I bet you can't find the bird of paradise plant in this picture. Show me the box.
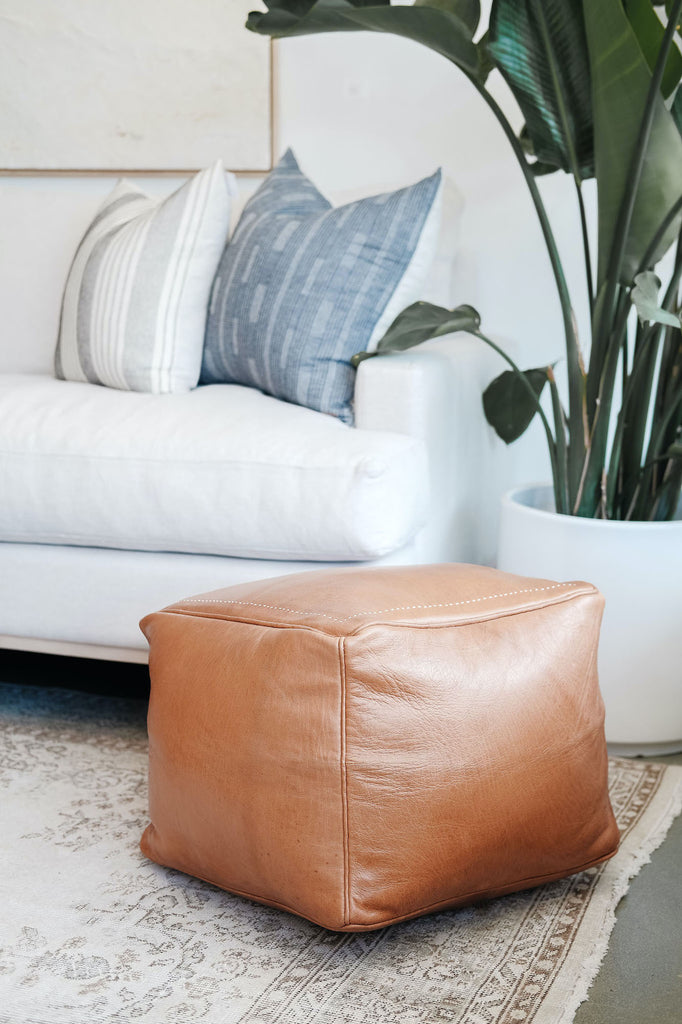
[248,0,682,520]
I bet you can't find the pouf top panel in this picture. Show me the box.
[143,562,598,639]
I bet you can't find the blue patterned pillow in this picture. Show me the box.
[201,150,442,422]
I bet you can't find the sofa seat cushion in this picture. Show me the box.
[0,375,428,560]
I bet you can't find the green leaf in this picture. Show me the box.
[247,0,479,73]
[414,0,480,36]
[482,366,550,444]
[672,87,682,135]
[529,157,561,176]
[350,301,481,366]
[623,0,682,98]
[517,126,560,174]
[584,0,682,285]
[650,452,682,519]
[475,30,496,84]
[487,0,594,177]
[631,271,682,326]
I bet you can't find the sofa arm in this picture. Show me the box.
[354,333,512,565]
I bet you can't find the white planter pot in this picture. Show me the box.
[497,484,682,756]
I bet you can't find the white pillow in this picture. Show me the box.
[55,160,233,393]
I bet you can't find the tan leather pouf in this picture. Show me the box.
[139,563,619,932]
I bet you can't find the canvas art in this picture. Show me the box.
[0,0,272,171]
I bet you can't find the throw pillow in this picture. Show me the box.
[201,150,442,422]
[55,160,233,393]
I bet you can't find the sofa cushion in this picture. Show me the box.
[0,375,428,560]
[201,149,442,423]
[55,161,233,394]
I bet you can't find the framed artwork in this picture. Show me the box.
[0,0,272,172]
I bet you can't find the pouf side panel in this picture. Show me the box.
[141,612,348,929]
[342,590,619,929]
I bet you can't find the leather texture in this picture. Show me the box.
[141,563,619,931]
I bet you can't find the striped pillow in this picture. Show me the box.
[201,150,442,422]
[56,161,232,393]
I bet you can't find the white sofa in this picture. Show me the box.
[0,175,507,662]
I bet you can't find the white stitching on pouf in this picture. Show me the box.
[181,582,585,623]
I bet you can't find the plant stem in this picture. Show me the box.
[637,192,682,273]
[633,258,682,517]
[606,192,682,374]
[547,367,569,512]
[606,197,682,355]
[649,458,682,521]
[629,397,682,519]
[574,285,631,515]
[606,322,660,515]
[647,391,682,480]
[472,328,564,513]
[652,226,682,441]
[574,178,594,317]
[469,77,583,505]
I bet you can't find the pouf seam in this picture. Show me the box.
[338,636,351,927]
[175,580,588,620]
[161,582,596,636]
[155,610,337,636]
[347,590,597,636]
[340,839,621,931]
[158,838,619,933]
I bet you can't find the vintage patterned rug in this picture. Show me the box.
[1,682,680,1024]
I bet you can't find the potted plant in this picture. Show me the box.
[248,0,682,752]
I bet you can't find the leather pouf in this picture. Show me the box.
[139,563,619,932]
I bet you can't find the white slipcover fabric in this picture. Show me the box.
[0,375,428,561]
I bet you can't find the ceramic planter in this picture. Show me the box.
[497,484,682,755]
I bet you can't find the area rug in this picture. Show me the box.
[0,684,680,1024]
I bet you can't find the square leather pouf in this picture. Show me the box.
[139,563,619,931]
